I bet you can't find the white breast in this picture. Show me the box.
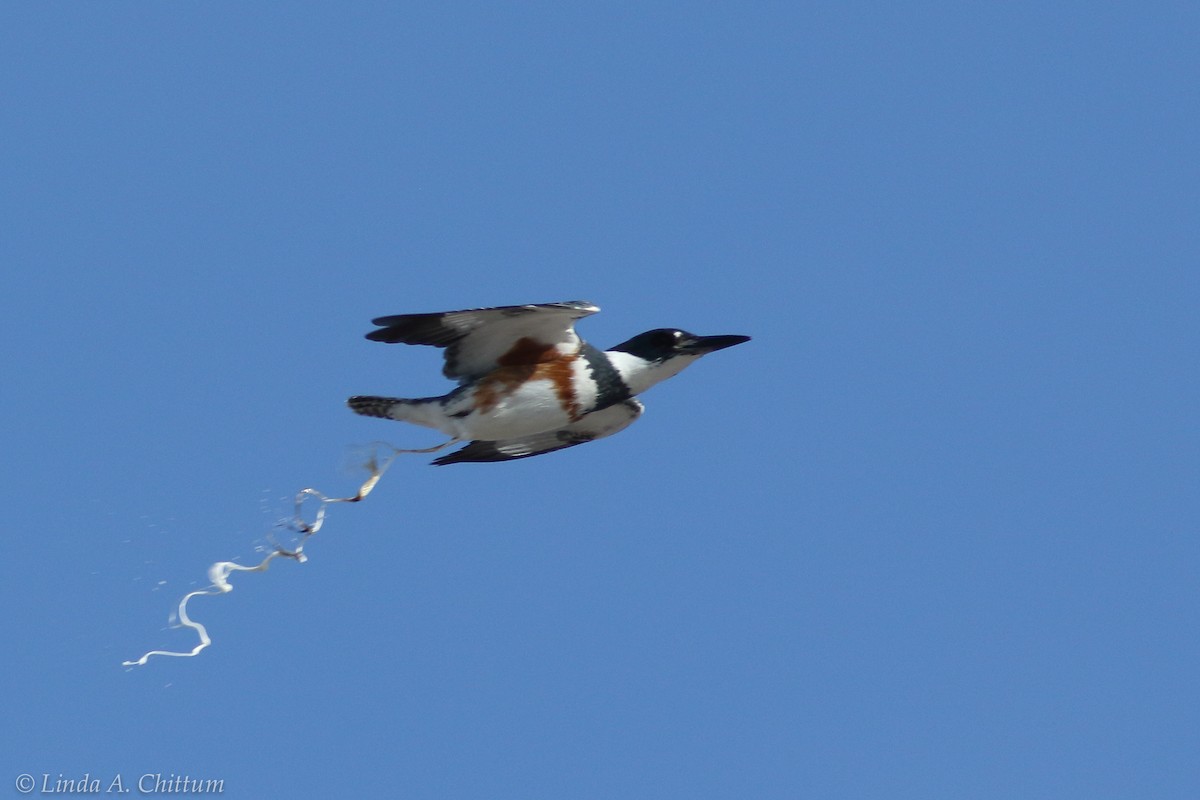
[450,377,576,441]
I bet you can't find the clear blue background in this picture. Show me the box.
[3,3,1196,798]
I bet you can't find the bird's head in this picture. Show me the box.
[608,328,750,393]
[613,329,750,360]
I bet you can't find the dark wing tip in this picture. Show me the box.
[431,435,579,466]
[431,441,509,466]
[364,313,464,346]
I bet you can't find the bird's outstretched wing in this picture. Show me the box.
[433,399,644,465]
[365,300,600,383]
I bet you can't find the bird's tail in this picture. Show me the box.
[347,395,408,419]
[347,395,452,434]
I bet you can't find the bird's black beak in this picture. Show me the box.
[682,334,751,354]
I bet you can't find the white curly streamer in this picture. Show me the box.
[123,439,454,667]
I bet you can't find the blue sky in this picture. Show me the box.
[3,3,1197,798]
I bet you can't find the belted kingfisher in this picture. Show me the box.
[347,300,749,465]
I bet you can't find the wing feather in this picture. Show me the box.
[433,399,644,465]
[366,300,599,382]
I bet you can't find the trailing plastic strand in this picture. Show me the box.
[123,439,454,667]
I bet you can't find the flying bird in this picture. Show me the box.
[347,300,749,465]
